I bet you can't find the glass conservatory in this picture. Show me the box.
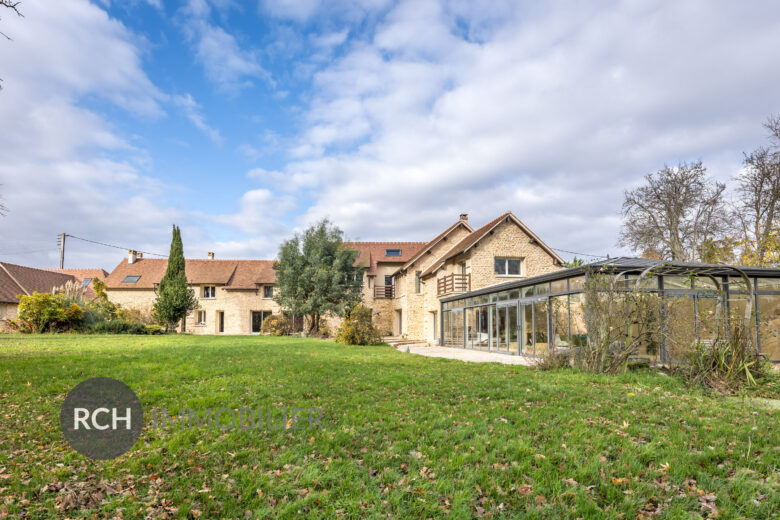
[439,258,780,363]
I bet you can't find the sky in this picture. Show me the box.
[0,0,779,271]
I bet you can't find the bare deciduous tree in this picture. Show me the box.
[619,161,727,261]
[731,146,780,266]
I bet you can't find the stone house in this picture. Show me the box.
[99,211,564,341]
[104,251,279,334]
[386,212,564,341]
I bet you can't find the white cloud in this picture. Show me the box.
[213,189,295,234]
[181,0,271,92]
[0,0,182,270]
[173,93,223,145]
[237,0,780,259]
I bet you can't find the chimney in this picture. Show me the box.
[207,252,215,259]
[128,250,137,265]
[459,213,469,222]
[136,252,143,259]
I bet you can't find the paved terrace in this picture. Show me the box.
[385,338,536,366]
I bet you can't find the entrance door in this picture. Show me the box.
[494,303,518,353]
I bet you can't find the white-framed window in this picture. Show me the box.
[196,310,206,325]
[203,286,216,298]
[494,257,523,276]
[263,285,273,298]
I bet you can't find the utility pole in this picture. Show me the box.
[58,232,66,269]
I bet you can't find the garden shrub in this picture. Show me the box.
[90,319,147,335]
[336,303,382,346]
[16,292,84,333]
[260,314,292,336]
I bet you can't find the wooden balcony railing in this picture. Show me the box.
[437,273,471,296]
[374,285,395,298]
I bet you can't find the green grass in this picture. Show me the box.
[0,334,778,519]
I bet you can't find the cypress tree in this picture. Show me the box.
[153,225,198,331]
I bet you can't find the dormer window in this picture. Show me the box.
[122,275,140,283]
[385,248,401,257]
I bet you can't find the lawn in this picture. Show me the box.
[0,335,778,519]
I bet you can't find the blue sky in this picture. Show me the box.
[1,0,779,270]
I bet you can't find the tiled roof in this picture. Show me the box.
[0,262,77,303]
[50,268,108,280]
[104,258,276,290]
[394,219,474,275]
[50,268,109,299]
[343,242,426,276]
[420,212,564,278]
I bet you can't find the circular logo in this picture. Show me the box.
[60,377,143,460]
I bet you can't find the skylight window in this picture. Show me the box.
[122,275,141,283]
[81,278,92,288]
[385,249,401,257]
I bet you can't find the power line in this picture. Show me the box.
[550,247,607,259]
[64,234,167,258]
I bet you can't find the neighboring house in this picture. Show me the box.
[0,262,80,330]
[50,268,108,299]
[103,251,279,334]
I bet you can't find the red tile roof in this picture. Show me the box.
[50,268,109,299]
[343,242,426,275]
[104,258,276,290]
[420,212,564,278]
[0,262,77,303]
[394,219,474,275]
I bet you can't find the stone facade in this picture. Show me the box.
[390,214,564,343]
[107,285,281,334]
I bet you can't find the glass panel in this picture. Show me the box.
[535,284,549,295]
[443,311,452,345]
[489,293,497,302]
[473,306,490,350]
[758,295,780,362]
[534,300,549,356]
[626,274,659,290]
[497,291,508,301]
[508,304,518,352]
[569,294,587,348]
[694,277,719,290]
[728,277,749,294]
[479,295,489,304]
[757,278,780,291]
[629,299,661,362]
[697,297,720,342]
[494,258,506,275]
[522,286,534,298]
[507,259,521,275]
[550,296,569,350]
[465,307,476,348]
[664,276,693,290]
[550,280,567,294]
[569,276,586,291]
[667,296,696,362]
[488,304,496,350]
[509,289,519,300]
[452,309,464,347]
[521,304,534,354]
[496,306,508,352]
